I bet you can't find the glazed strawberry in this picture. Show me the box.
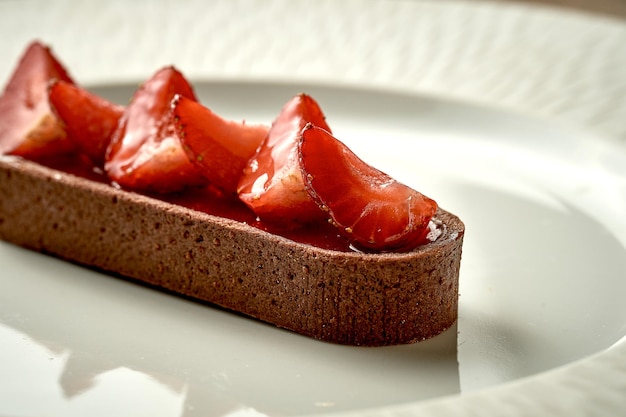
[172,95,268,194]
[105,66,206,193]
[299,124,438,252]
[49,80,124,168]
[0,41,75,160]
[237,94,331,226]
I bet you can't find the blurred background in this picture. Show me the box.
[501,0,626,18]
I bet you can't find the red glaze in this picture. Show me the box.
[172,95,268,195]
[162,185,352,251]
[237,94,331,228]
[49,80,124,168]
[0,41,75,160]
[299,124,437,252]
[105,66,207,193]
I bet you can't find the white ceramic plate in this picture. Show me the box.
[1,1,625,416]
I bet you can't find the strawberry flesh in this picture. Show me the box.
[105,66,206,193]
[0,41,75,160]
[172,95,268,195]
[299,124,437,252]
[49,80,124,168]
[237,94,331,227]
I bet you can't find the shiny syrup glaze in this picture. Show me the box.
[42,153,354,252]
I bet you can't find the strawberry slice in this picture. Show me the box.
[49,80,124,168]
[0,41,75,160]
[172,95,268,194]
[299,124,438,252]
[237,94,331,227]
[105,66,206,193]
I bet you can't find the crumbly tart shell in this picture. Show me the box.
[0,156,464,346]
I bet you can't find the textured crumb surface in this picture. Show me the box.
[0,156,464,346]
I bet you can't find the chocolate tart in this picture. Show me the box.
[0,155,464,346]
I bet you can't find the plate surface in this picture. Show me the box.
[1,81,626,417]
[1,1,625,416]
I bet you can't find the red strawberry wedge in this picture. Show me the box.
[172,95,268,194]
[237,94,331,227]
[0,41,75,160]
[49,80,124,168]
[299,124,438,252]
[105,66,206,193]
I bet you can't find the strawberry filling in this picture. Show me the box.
[0,41,440,253]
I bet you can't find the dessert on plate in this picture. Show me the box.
[0,41,464,346]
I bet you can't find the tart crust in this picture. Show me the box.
[0,155,464,346]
